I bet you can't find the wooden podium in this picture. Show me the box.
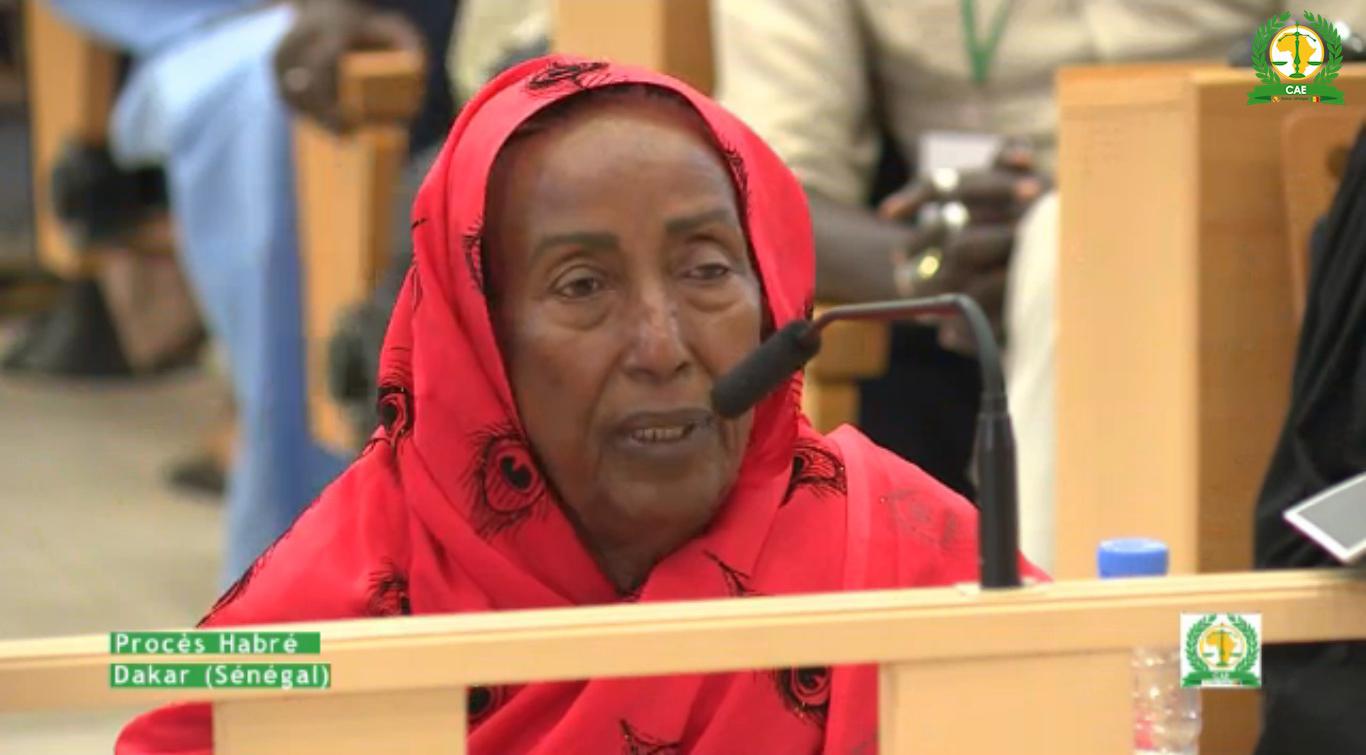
[2,570,1365,753]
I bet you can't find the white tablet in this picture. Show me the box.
[1283,471,1366,564]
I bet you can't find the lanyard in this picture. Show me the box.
[961,0,1016,85]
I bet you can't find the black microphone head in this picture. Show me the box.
[711,320,820,418]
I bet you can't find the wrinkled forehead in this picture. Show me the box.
[486,85,745,221]
[417,58,809,325]
[476,81,755,274]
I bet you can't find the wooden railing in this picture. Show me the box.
[2,570,1365,752]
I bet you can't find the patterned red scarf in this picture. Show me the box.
[118,56,1042,755]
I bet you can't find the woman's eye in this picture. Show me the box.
[553,272,604,299]
[687,262,733,281]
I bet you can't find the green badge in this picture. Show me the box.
[1248,11,1345,104]
[1180,613,1262,688]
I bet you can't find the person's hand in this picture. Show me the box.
[274,0,424,131]
[880,143,1048,354]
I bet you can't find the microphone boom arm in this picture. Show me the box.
[712,294,1022,589]
[811,295,1007,411]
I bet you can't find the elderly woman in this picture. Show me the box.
[118,57,1042,754]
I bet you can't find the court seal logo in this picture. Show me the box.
[1180,612,1262,688]
[1248,11,1344,104]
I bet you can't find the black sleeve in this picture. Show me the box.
[1251,125,1366,755]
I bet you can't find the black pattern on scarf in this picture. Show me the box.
[462,218,485,292]
[376,382,415,442]
[467,685,508,727]
[467,423,549,537]
[365,559,412,616]
[782,439,846,505]
[772,666,831,726]
[619,719,681,755]
[704,550,759,597]
[719,141,750,203]
[526,59,612,96]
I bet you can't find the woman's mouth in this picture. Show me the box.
[615,409,716,458]
[628,424,696,444]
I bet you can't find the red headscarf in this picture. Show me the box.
[118,57,1042,754]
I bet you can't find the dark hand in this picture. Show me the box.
[274,0,424,131]
[881,143,1048,354]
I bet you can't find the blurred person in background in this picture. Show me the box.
[302,0,550,441]
[42,0,454,584]
[714,0,1366,574]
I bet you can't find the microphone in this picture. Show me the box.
[711,295,1022,589]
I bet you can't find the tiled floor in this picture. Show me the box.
[0,338,224,752]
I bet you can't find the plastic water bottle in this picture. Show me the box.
[1098,538,1202,755]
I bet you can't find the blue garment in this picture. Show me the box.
[47,1,349,585]
[47,0,259,57]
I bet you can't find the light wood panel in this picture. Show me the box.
[215,688,466,755]
[1058,64,1202,575]
[881,650,1132,754]
[296,51,422,452]
[551,0,714,93]
[337,52,426,127]
[1057,63,1366,578]
[23,0,117,278]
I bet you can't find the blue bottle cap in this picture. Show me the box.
[1097,538,1169,578]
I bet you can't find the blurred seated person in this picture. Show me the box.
[714,0,1366,571]
[117,58,1044,754]
[42,0,453,583]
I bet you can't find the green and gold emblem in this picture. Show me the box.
[1248,11,1344,104]
[1180,613,1262,688]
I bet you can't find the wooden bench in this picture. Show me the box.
[2,569,1364,753]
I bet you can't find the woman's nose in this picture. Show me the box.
[622,291,691,382]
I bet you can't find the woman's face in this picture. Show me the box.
[486,98,761,575]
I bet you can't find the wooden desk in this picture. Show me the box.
[3,570,1365,753]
